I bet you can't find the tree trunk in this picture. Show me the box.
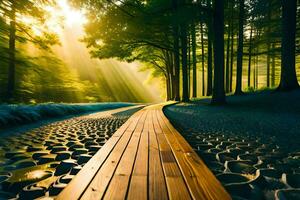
[247,25,253,88]
[200,21,205,96]
[211,0,225,104]
[225,23,231,93]
[166,75,171,101]
[191,23,197,98]
[188,31,191,97]
[235,0,245,95]
[271,43,276,87]
[172,0,181,101]
[229,22,234,92]
[173,27,181,100]
[278,0,299,90]
[253,55,256,89]
[7,2,16,100]
[266,3,271,88]
[181,23,189,102]
[206,0,213,96]
[266,42,271,87]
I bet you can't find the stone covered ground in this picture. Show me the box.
[165,90,300,200]
[0,105,143,199]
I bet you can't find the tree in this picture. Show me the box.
[235,0,245,95]
[211,0,225,104]
[278,0,299,91]
[1,0,58,100]
[181,23,189,102]
[191,22,197,98]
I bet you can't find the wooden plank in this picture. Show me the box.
[127,113,150,200]
[80,110,148,200]
[56,109,144,200]
[58,103,231,200]
[152,111,191,200]
[103,111,149,200]
[157,109,231,200]
[148,111,168,200]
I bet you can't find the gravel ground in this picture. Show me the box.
[0,105,143,199]
[164,90,300,200]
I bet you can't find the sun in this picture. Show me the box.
[19,0,87,35]
[57,0,87,27]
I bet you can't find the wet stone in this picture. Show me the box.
[32,151,49,160]
[38,154,57,165]
[225,160,256,174]
[0,106,139,198]
[78,154,92,165]
[54,159,77,176]
[49,182,67,196]
[55,151,71,161]
[282,173,300,188]
[50,146,67,154]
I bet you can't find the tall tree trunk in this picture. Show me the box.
[165,74,171,101]
[256,54,258,88]
[172,0,180,101]
[200,21,205,96]
[191,23,197,98]
[229,23,234,92]
[165,51,174,99]
[206,0,213,96]
[211,0,225,104]
[271,43,276,87]
[235,0,245,95]
[181,23,189,102]
[173,27,181,100]
[188,31,191,97]
[278,0,299,90]
[225,0,233,93]
[247,25,253,88]
[7,1,16,100]
[266,3,271,88]
[266,42,271,87]
[225,23,231,93]
[253,54,256,89]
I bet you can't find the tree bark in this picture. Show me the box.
[278,0,299,90]
[271,43,276,87]
[200,21,205,96]
[247,25,253,88]
[211,0,226,104]
[225,22,231,93]
[266,3,271,88]
[191,23,197,98]
[206,0,213,96]
[166,75,171,101]
[7,1,16,100]
[172,0,181,101]
[173,27,181,100]
[229,22,234,92]
[235,0,245,95]
[181,23,189,102]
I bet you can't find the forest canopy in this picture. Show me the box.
[0,0,159,103]
[0,0,300,104]
[70,0,300,104]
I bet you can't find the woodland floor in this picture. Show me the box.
[164,89,300,200]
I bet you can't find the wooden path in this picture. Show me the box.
[56,103,231,200]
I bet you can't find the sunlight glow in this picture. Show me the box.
[57,0,87,27]
[19,0,87,35]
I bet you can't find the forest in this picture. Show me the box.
[1,1,300,199]
[0,0,300,104]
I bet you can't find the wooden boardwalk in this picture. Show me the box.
[57,103,231,200]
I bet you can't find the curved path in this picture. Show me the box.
[57,103,230,200]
